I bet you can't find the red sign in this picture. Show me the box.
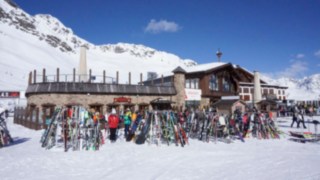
[0,91,20,98]
[114,97,131,103]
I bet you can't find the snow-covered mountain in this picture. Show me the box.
[0,0,196,90]
[261,74,320,101]
[0,0,319,101]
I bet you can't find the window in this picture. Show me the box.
[209,74,218,91]
[223,76,230,92]
[195,79,199,89]
[185,78,199,89]
[185,79,190,88]
[243,88,249,93]
[270,89,274,94]
[244,95,250,101]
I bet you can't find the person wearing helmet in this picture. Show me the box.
[108,108,119,142]
[123,108,132,138]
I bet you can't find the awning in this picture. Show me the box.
[150,98,175,104]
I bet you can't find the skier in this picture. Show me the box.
[242,113,250,137]
[234,109,242,131]
[291,112,299,128]
[290,105,298,128]
[108,108,119,142]
[4,109,9,118]
[297,111,307,129]
[124,108,132,138]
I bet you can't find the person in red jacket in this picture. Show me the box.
[108,108,119,142]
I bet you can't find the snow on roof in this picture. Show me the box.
[160,62,251,77]
[185,62,227,73]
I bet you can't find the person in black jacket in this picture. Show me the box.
[291,113,299,128]
[297,111,307,129]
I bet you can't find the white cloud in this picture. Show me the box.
[314,49,320,58]
[265,60,309,79]
[278,60,308,78]
[144,19,181,34]
[295,53,305,59]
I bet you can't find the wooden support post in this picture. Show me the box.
[33,69,37,83]
[140,73,143,85]
[35,108,40,130]
[28,71,32,85]
[171,76,174,86]
[13,107,16,124]
[42,109,46,129]
[89,69,92,83]
[42,68,46,83]
[116,71,119,84]
[103,70,106,84]
[129,72,131,85]
[56,68,60,82]
[73,68,76,82]
[28,109,33,129]
[30,109,34,130]
[25,108,28,128]
[16,107,19,124]
[161,74,164,86]
[19,108,22,126]
[23,107,28,127]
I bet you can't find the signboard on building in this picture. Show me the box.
[221,96,240,100]
[0,91,20,98]
[114,97,131,103]
[185,89,202,101]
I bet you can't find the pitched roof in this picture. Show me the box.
[185,62,227,73]
[172,66,187,74]
[25,82,176,97]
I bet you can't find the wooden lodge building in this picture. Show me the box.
[23,47,286,116]
[25,62,287,116]
[144,62,287,108]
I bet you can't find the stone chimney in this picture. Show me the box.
[172,66,187,111]
[78,46,88,82]
[253,71,262,105]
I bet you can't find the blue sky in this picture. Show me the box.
[15,0,320,78]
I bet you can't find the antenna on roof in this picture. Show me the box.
[216,48,223,62]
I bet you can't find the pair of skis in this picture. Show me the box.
[288,131,320,143]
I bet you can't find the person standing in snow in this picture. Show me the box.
[242,113,250,137]
[108,108,119,142]
[297,111,307,129]
[123,108,132,138]
[291,106,299,128]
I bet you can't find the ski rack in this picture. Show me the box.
[40,109,286,151]
[40,106,105,151]
[0,112,14,148]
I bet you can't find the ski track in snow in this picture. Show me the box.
[1,116,320,180]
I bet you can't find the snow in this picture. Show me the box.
[0,0,198,92]
[1,3,319,179]
[1,116,320,180]
[261,74,320,101]
[185,62,227,73]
